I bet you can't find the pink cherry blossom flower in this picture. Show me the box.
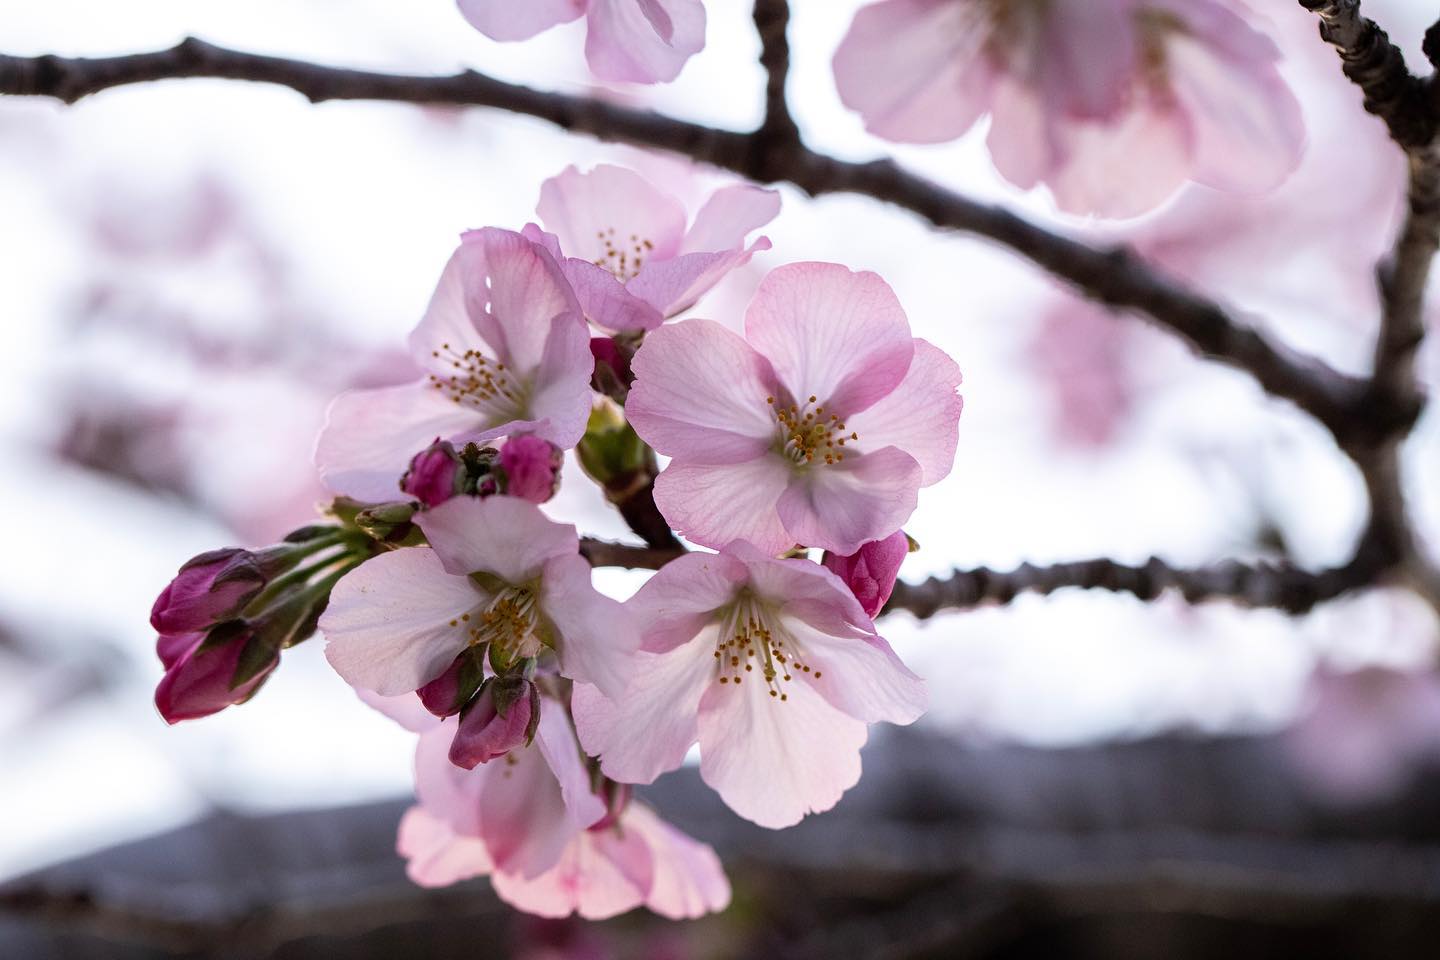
[833,0,1304,217]
[821,530,910,618]
[320,496,636,700]
[534,165,779,332]
[456,0,706,84]
[573,543,927,828]
[316,227,592,502]
[625,262,962,556]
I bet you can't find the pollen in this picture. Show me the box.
[712,599,820,704]
[593,226,653,282]
[427,341,524,418]
[773,395,859,466]
[454,586,542,660]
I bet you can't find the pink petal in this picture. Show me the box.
[680,184,780,254]
[775,446,922,555]
[559,257,665,332]
[624,804,731,919]
[537,165,686,266]
[320,549,482,696]
[844,339,963,485]
[583,0,706,84]
[744,263,914,417]
[832,0,996,143]
[1166,34,1304,195]
[491,824,651,919]
[626,319,779,464]
[538,552,639,699]
[653,457,794,555]
[788,619,927,726]
[456,0,586,41]
[397,805,494,888]
[572,632,714,784]
[627,550,748,653]
[741,554,874,641]
[356,688,442,733]
[1025,0,1136,120]
[415,495,579,584]
[627,241,771,319]
[697,667,867,828]
[315,382,478,502]
[474,734,580,878]
[527,293,595,449]
[534,695,609,831]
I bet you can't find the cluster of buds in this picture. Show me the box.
[416,646,541,770]
[151,527,370,723]
[401,435,563,509]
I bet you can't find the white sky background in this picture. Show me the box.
[2,0,1439,879]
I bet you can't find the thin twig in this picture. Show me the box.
[751,0,799,146]
[0,39,1372,441]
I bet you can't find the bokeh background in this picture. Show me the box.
[5,1,1440,957]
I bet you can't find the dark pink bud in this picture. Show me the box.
[154,623,278,724]
[821,530,909,618]
[402,438,464,507]
[416,648,486,718]
[449,678,540,769]
[590,336,633,401]
[150,548,265,634]
[500,435,563,504]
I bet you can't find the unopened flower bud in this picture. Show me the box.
[590,336,634,402]
[354,500,420,544]
[150,547,280,634]
[500,435,563,504]
[449,677,540,769]
[416,647,487,718]
[576,400,651,499]
[402,438,465,507]
[821,530,909,618]
[153,621,279,724]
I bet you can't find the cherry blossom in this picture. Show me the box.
[573,543,927,828]
[316,227,592,502]
[533,164,779,332]
[626,262,962,556]
[833,0,1305,217]
[320,496,636,700]
[456,0,706,85]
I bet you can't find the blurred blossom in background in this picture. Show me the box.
[4,0,1440,952]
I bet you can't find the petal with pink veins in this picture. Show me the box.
[537,165,687,266]
[697,666,867,828]
[584,0,706,84]
[534,696,609,831]
[624,803,732,919]
[456,0,586,41]
[653,457,794,555]
[627,550,749,654]
[680,184,780,254]
[559,257,665,332]
[786,618,927,726]
[321,548,483,696]
[572,630,715,784]
[491,819,652,919]
[627,319,779,464]
[538,552,639,698]
[627,241,772,318]
[745,263,914,417]
[415,496,579,584]
[845,339,962,485]
[775,446,922,555]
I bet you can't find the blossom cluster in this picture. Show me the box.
[151,162,961,920]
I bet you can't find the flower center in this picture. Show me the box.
[428,341,526,421]
[449,586,542,661]
[768,395,859,467]
[712,598,821,703]
[593,227,654,282]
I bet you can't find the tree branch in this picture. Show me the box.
[1300,0,1436,148]
[0,39,1372,443]
[751,0,799,146]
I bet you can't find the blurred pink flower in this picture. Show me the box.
[457,0,706,84]
[321,496,636,700]
[316,228,592,502]
[1026,301,1138,449]
[1282,666,1440,805]
[821,530,910,618]
[574,544,926,828]
[833,0,1304,217]
[626,262,962,555]
[533,164,778,331]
